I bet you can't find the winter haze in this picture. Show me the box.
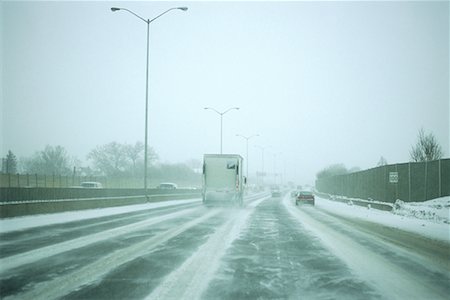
[1,0,449,185]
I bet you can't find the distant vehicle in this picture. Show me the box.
[80,181,103,188]
[202,154,245,206]
[158,182,178,189]
[271,185,282,198]
[295,191,315,206]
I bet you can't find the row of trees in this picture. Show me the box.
[316,128,444,180]
[86,142,158,177]
[1,142,200,179]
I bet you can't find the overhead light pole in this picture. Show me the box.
[236,134,259,181]
[204,107,239,154]
[271,152,282,185]
[255,145,270,187]
[111,6,187,195]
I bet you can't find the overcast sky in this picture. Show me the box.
[1,1,449,185]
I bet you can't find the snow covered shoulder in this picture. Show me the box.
[315,196,450,243]
[392,197,450,224]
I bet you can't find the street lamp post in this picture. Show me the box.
[272,152,282,185]
[236,134,259,181]
[204,107,239,154]
[111,6,187,194]
[255,145,270,186]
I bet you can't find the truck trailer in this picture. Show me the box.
[202,154,245,206]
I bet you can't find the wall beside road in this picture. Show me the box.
[0,190,201,218]
[315,159,449,203]
[0,187,199,202]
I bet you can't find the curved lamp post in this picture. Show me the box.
[236,134,259,181]
[111,6,187,194]
[204,107,239,154]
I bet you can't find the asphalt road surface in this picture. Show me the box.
[1,193,448,299]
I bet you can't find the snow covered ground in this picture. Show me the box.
[315,196,450,243]
[0,198,201,233]
[2,194,448,243]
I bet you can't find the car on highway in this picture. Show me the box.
[158,182,178,189]
[271,186,282,198]
[295,191,315,205]
[80,181,103,188]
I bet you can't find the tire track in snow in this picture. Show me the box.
[145,195,269,300]
[282,196,449,300]
[0,207,202,274]
[4,209,221,300]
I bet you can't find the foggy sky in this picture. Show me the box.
[1,1,449,185]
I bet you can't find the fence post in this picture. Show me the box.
[424,161,428,201]
[438,159,441,198]
[35,174,38,187]
[27,173,30,187]
[17,173,20,187]
[408,163,411,202]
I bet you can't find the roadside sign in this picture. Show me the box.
[389,172,398,183]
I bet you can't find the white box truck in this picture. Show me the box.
[202,154,245,206]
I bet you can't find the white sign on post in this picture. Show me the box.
[389,172,398,183]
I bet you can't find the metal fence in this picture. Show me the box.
[315,158,450,203]
[0,173,201,189]
[0,187,201,203]
[0,173,107,188]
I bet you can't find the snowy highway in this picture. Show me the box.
[0,194,449,300]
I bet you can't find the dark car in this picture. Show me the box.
[295,191,315,206]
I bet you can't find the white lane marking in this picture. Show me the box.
[5,209,221,300]
[0,207,201,274]
[145,195,268,300]
[282,196,448,300]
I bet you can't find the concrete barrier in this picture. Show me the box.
[0,192,201,218]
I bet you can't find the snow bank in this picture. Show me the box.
[316,196,450,243]
[392,197,450,224]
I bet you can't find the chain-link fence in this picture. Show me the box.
[315,159,449,203]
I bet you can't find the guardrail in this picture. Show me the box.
[0,192,201,218]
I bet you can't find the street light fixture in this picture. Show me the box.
[236,134,259,181]
[111,6,187,195]
[204,107,239,154]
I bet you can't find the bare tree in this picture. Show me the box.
[22,145,71,175]
[87,142,128,176]
[87,141,158,177]
[377,156,388,166]
[410,128,443,162]
[2,150,18,174]
[125,142,144,173]
[316,164,348,180]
